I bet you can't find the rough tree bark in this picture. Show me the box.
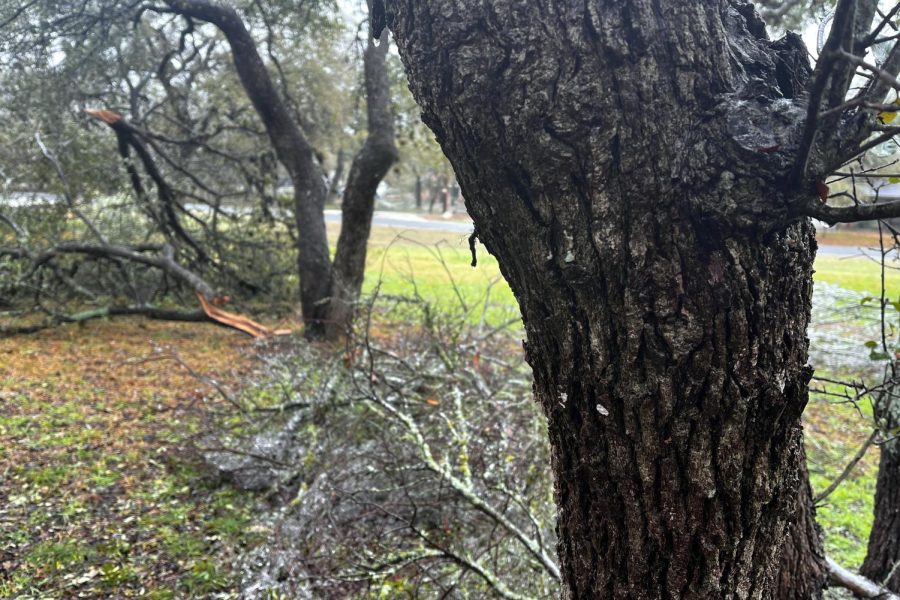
[775,445,827,599]
[862,398,900,591]
[162,0,331,336]
[378,0,887,597]
[325,24,398,339]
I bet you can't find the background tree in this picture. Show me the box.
[0,0,396,338]
[325,10,398,339]
[138,0,397,337]
[756,0,836,30]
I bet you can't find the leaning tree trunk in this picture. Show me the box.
[325,24,398,340]
[384,1,826,597]
[163,0,331,337]
[862,398,900,591]
[775,444,827,599]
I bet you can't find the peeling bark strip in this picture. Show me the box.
[383,1,834,597]
[196,292,290,338]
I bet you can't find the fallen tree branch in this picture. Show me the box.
[827,556,900,599]
[7,242,289,338]
[32,241,216,299]
[0,305,211,336]
[85,108,210,263]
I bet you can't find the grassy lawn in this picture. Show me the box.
[816,227,886,249]
[815,255,900,296]
[0,320,264,598]
[805,392,878,569]
[360,228,519,326]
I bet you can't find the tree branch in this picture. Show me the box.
[827,556,900,599]
[0,305,211,337]
[790,0,859,183]
[814,429,877,504]
[36,241,216,298]
[803,196,900,225]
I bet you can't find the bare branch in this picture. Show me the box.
[814,429,877,504]
[827,557,900,599]
[804,196,900,224]
[791,0,859,183]
[36,241,216,298]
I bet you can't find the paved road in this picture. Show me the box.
[325,210,475,233]
[329,211,896,258]
[817,244,898,257]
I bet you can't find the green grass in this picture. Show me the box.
[359,231,519,327]
[814,255,900,296]
[804,386,879,569]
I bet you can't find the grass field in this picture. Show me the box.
[815,255,900,296]
[0,225,895,597]
[0,322,263,598]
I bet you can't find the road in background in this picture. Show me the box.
[327,210,894,258]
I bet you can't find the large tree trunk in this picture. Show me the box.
[775,444,827,600]
[519,222,816,599]
[862,401,900,591]
[163,0,331,337]
[384,1,825,596]
[325,25,398,340]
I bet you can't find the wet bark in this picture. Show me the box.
[775,444,827,600]
[384,1,826,597]
[162,0,331,336]
[862,400,900,591]
[325,26,398,339]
